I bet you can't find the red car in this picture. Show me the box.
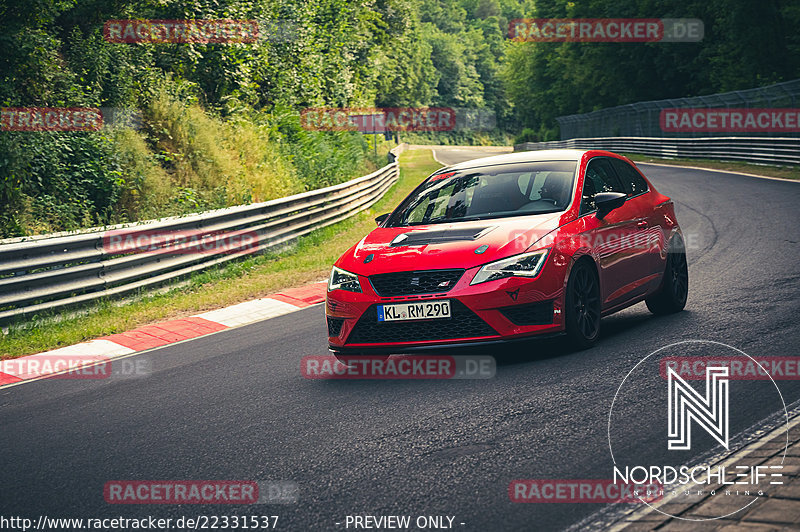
[326,149,688,357]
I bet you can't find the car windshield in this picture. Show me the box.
[389,161,577,227]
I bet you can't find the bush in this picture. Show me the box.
[271,105,373,190]
[402,129,512,146]
[514,127,539,144]
[0,91,383,237]
[0,131,123,236]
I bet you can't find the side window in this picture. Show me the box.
[581,158,625,214]
[610,158,649,196]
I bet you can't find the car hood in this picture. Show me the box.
[337,213,565,275]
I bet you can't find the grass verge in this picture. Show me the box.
[622,153,800,181]
[0,149,442,359]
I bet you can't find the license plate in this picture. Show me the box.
[377,300,451,322]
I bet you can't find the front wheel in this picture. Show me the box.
[646,235,689,315]
[564,260,601,350]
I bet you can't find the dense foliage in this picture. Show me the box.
[503,0,800,140]
[0,0,798,236]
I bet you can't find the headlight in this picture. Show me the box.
[470,249,550,285]
[328,266,362,292]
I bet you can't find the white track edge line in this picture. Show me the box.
[0,302,324,390]
[637,161,799,183]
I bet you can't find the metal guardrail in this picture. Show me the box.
[0,146,407,324]
[513,137,800,166]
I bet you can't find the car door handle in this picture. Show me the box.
[637,221,649,229]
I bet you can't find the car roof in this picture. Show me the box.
[441,149,590,172]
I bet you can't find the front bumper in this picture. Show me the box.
[326,261,568,354]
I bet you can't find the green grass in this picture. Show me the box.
[0,149,442,359]
[622,153,800,180]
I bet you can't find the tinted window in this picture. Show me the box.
[581,158,625,214]
[610,158,649,196]
[390,161,577,226]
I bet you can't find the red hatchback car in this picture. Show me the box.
[326,149,688,357]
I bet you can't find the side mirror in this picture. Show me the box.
[375,213,390,226]
[594,192,627,219]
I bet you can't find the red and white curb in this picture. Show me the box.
[0,282,327,388]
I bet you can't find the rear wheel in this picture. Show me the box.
[646,235,689,315]
[564,260,601,350]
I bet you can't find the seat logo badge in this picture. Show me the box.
[506,288,520,301]
[667,366,729,450]
[410,277,420,286]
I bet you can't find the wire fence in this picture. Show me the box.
[514,137,800,166]
[557,79,800,139]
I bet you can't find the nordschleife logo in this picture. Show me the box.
[607,340,790,521]
[667,366,729,451]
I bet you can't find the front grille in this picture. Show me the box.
[327,317,345,337]
[369,269,464,297]
[346,300,498,344]
[500,300,553,326]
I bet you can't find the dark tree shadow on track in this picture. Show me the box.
[484,306,699,367]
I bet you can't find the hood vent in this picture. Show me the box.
[390,226,494,247]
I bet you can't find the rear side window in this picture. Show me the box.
[610,158,649,196]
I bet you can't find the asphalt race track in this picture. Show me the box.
[2,147,799,531]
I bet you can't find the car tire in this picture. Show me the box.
[646,235,689,315]
[564,259,601,350]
